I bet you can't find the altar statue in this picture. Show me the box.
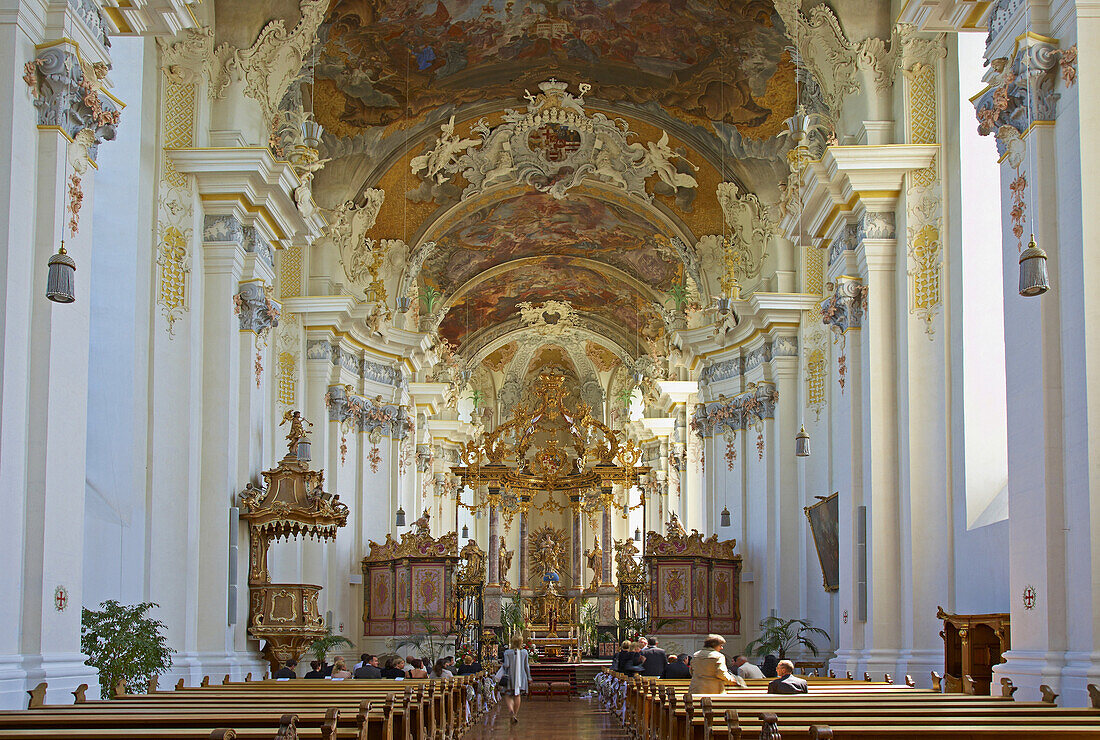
[498,535,514,591]
[585,544,603,589]
[413,508,431,535]
[538,533,563,589]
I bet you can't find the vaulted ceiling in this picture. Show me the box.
[242,0,801,383]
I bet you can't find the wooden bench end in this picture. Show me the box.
[26,682,47,709]
[209,731,236,740]
[112,678,127,699]
[904,674,915,688]
[71,683,87,703]
[175,678,185,690]
[809,725,833,739]
[1001,676,1018,699]
[275,714,298,739]
[1039,684,1059,704]
[1088,683,1100,709]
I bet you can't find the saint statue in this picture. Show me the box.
[584,544,603,589]
[458,539,486,584]
[413,508,431,535]
[538,533,562,590]
[498,535,514,591]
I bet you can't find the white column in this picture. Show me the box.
[194,224,245,671]
[0,18,114,704]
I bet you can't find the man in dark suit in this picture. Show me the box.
[353,654,382,678]
[641,637,668,677]
[767,660,809,694]
[273,659,297,679]
[304,660,326,679]
[663,654,692,679]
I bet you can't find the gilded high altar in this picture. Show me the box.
[449,374,649,614]
[238,413,349,670]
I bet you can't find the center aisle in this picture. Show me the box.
[465,697,631,739]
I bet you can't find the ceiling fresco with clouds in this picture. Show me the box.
[437,255,662,348]
[316,0,795,138]
[422,191,683,294]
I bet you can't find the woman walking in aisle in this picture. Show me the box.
[499,633,532,723]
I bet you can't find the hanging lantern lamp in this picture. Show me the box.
[46,242,76,303]
[795,425,810,457]
[461,524,469,539]
[1019,235,1050,297]
[720,506,731,527]
[395,506,406,527]
[634,527,642,542]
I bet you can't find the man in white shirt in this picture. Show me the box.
[733,654,766,680]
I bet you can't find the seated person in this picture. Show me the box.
[403,655,416,676]
[733,654,766,680]
[688,634,746,694]
[273,659,297,679]
[407,657,429,678]
[761,654,780,678]
[353,653,369,671]
[456,654,482,675]
[641,637,668,677]
[304,660,326,679]
[353,654,382,678]
[767,660,809,694]
[614,640,644,675]
[430,658,454,679]
[330,658,352,679]
[663,654,691,679]
[380,657,407,678]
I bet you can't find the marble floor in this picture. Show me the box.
[464,697,631,738]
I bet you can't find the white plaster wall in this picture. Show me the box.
[84,35,156,611]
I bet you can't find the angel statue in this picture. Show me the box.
[413,508,431,535]
[584,544,603,590]
[644,131,699,192]
[410,115,479,185]
[498,536,514,591]
[280,411,313,454]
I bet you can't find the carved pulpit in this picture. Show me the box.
[238,412,349,671]
[644,514,742,635]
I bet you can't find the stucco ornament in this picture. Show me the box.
[517,300,584,337]
[328,189,384,285]
[773,0,860,115]
[715,182,777,282]
[225,0,328,129]
[410,79,697,205]
[23,47,120,159]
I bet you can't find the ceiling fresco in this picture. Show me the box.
[317,0,795,137]
[436,255,662,347]
[422,191,683,293]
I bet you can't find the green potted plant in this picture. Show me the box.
[579,600,599,656]
[308,626,354,665]
[743,616,830,659]
[80,600,175,699]
[500,596,526,641]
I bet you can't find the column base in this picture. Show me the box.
[896,648,943,688]
[994,649,1068,704]
[0,652,102,710]
[1059,650,1100,707]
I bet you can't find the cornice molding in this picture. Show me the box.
[169,147,325,244]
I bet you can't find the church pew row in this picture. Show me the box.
[0,674,491,740]
[595,672,1100,740]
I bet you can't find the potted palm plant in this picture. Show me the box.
[308,626,354,666]
[743,616,830,659]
